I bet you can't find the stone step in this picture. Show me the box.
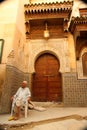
[32,102,64,108]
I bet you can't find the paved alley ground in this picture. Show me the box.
[0,102,87,130]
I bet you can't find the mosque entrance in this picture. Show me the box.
[32,53,62,102]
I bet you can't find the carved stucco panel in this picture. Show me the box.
[28,39,70,73]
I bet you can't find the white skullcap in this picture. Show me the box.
[22,80,27,84]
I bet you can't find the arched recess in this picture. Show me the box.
[82,52,87,76]
[76,38,87,60]
[28,46,67,73]
[32,52,63,102]
[77,47,87,79]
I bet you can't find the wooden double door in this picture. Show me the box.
[32,53,62,102]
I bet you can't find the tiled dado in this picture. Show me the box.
[62,73,87,107]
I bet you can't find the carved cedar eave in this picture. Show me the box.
[70,17,87,60]
[24,1,73,20]
[24,1,73,39]
[70,16,87,34]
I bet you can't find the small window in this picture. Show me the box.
[82,52,87,76]
[0,39,4,63]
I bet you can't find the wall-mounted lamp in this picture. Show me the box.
[44,22,50,39]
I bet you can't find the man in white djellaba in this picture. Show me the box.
[9,80,34,120]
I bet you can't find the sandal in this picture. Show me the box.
[8,116,14,121]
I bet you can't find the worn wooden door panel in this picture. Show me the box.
[32,53,62,102]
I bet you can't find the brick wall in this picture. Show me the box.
[0,65,29,114]
[63,72,87,107]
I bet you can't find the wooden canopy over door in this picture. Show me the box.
[32,53,62,102]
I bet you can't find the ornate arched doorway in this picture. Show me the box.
[32,53,62,102]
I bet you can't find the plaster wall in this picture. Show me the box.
[0,0,18,103]
[12,0,27,72]
[68,33,76,72]
[0,0,26,71]
[0,0,27,108]
[0,0,17,64]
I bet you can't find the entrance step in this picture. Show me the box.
[33,102,64,108]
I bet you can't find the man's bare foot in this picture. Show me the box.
[14,116,19,120]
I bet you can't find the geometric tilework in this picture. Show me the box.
[62,72,87,106]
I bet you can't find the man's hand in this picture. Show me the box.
[11,96,14,101]
[27,97,31,102]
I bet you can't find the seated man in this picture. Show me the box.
[9,80,34,120]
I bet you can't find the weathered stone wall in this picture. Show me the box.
[0,65,29,114]
[63,72,87,107]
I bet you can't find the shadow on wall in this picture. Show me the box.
[0,0,6,3]
[80,0,87,4]
[0,79,4,100]
[0,66,6,102]
[83,127,87,130]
